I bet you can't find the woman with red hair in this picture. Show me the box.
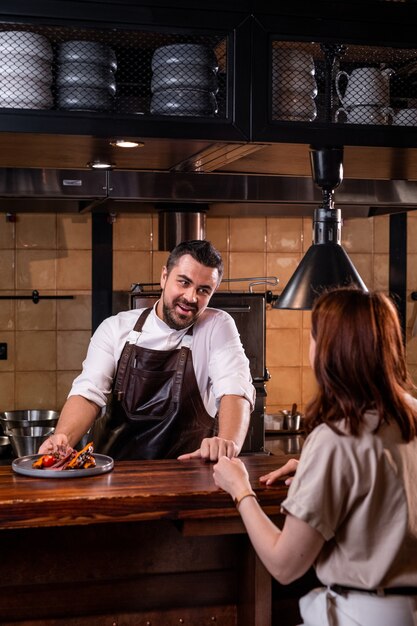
[213,288,417,625]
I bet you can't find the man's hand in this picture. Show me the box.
[177,436,239,462]
[259,458,299,486]
[38,432,70,455]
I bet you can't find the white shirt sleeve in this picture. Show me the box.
[68,314,126,408]
[204,310,256,411]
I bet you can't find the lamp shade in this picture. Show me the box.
[274,242,368,310]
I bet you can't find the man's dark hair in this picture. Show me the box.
[166,240,224,285]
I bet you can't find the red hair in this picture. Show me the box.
[306,288,417,441]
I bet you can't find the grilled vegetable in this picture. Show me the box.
[32,442,96,470]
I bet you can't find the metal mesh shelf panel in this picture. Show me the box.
[271,40,417,126]
[0,23,228,118]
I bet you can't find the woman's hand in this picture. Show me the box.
[259,458,299,486]
[213,456,252,501]
[38,433,70,455]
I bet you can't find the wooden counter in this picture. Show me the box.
[0,454,300,626]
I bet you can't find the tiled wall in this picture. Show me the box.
[1,210,416,416]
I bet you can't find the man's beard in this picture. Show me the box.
[162,295,199,330]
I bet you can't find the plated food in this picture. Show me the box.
[32,441,96,471]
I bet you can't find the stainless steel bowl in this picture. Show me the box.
[0,435,11,458]
[7,426,55,458]
[0,410,58,436]
[0,410,58,421]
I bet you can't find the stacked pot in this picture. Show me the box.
[150,44,219,117]
[0,31,53,109]
[56,40,117,111]
[272,48,317,122]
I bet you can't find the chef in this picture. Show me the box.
[40,240,255,461]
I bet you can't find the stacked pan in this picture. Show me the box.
[150,44,219,117]
[56,40,117,111]
[0,31,53,109]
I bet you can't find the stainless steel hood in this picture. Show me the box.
[0,167,417,217]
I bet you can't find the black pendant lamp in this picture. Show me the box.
[274,146,368,310]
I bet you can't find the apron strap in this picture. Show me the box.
[114,307,194,400]
[114,309,152,398]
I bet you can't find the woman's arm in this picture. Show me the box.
[213,456,324,584]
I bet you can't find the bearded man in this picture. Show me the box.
[40,240,254,460]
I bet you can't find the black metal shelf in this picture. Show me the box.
[1,2,417,148]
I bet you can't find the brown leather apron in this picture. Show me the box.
[93,308,217,460]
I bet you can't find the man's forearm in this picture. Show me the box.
[55,395,100,448]
[217,395,251,453]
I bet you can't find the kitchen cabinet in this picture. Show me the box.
[0,1,417,151]
[0,0,252,143]
[252,2,417,147]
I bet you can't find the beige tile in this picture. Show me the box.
[151,213,158,249]
[16,249,56,290]
[0,250,15,289]
[57,294,91,330]
[302,328,312,366]
[206,217,229,252]
[214,253,231,291]
[408,254,417,294]
[0,300,14,330]
[152,250,170,285]
[215,255,230,291]
[229,252,266,283]
[302,217,314,252]
[230,218,266,252]
[266,307,302,329]
[0,217,15,249]
[373,253,389,292]
[57,330,91,370]
[15,371,57,410]
[406,335,417,365]
[16,330,56,371]
[302,366,318,406]
[406,299,417,331]
[302,311,312,329]
[349,253,373,289]
[266,366,301,406]
[57,370,79,410]
[16,298,56,330]
[0,331,14,372]
[57,214,91,250]
[374,215,389,254]
[0,372,14,411]
[408,215,417,255]
[56,250,91,290]
[266,328,301,367]
[266,252,300,291]
[113,214,152,251]
[16,213,56,249]
[113,251,151,291]
[266,218,302,252]
[342,218,373,253]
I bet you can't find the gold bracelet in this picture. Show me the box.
[234,490,258,510]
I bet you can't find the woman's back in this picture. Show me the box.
[282,398,417,590]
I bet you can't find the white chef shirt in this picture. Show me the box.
[69,303,255,417]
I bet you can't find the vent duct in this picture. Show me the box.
[157,203,207,251]
[274,146,368,310]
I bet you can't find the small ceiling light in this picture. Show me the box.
[110,139,144,149]
[88,160,114,170]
